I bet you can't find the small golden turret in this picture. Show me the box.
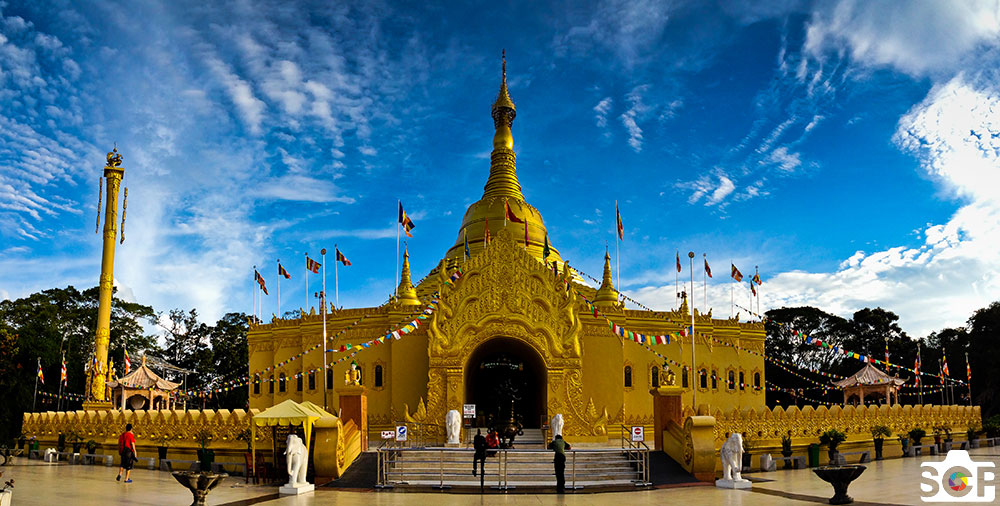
[396,248,421,306]
[484,49,523,200]
[593,248,621,309]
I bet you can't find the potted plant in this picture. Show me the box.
[967,424,981,448]
[780,431,794,469]
[154,434,170,461]
[67,431,84,454]
[898,434,910,456]
[871,425,891,461]
[819,429,847,465]
[195,429,214,472]
[938,425,953,451]
[909,427,927,454]
[740,432,756,471]
[85,439,98,455]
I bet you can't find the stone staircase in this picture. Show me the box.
[380,446,649,490]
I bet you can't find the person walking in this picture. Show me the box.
[473,429,487,477]
[116,423,137,483]
[548,434,571,493]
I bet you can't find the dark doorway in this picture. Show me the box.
[465,338,546,428]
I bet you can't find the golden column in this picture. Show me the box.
[84,147,124,409]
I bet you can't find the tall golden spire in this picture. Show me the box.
[593,247,620,309]
[483,49,524,200]
[396,248,421,306]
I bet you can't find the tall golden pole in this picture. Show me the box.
[85,147,124,409]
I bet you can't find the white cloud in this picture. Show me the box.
[593,96,612,130]
[680,172,737,207]
[619,85,650,152]
[767,146,802,172]
[804,0,1000,77]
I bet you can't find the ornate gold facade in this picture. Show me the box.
[247,55,768,442]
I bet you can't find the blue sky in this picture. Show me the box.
[1,0,998,337]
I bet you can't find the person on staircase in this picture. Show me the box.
[473,429,487,477]
[548,434,571,493]
[485,429,499,457]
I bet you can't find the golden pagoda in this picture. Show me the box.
[246,54,767,441]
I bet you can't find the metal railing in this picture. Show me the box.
[619,425,651,486]
[375,445,650,489]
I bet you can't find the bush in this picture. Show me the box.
[909,428,927,445]
[967,425,981,441]
[871,425,891,440]
[820,429,847,451]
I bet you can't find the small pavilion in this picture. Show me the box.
[833,362,907,406]
[106,355,181,410]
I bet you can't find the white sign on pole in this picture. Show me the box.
[463,404,476,418]
[381,430,395,440]
[631,426,644,442]
[395,425,408,442]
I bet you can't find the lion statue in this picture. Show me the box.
[446,409,461,444]
[719,432,745,482]
[551,414,564,438]
[284,434,308,487]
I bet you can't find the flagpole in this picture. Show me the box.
[396,201,400,299]
[675,251,679,310]
[253,265,258,322]
[965,351,972,406]
[321,248,328,411]
[755,266,760,317]
[277,259,281,318]
[58,351,64,411]
[917,340,923,405]
[615,200,620,298]
[688,252,696,411]
[938,359,944,405]
[305,253,309,317]
[335,244,340,309]
[730,260,734,318]
[703,254,707,311]
[34,357,40,412]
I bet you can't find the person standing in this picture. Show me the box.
[116,423,137,483]
[548,434,571,493]
[472,429,487,477]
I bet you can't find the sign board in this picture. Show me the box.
[381,430,395,440]
[395,425,407,442]
[463,404,476,418]
[631,426,644,442]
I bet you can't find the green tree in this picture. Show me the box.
[206,313,249,410]
[966,302,1000,417]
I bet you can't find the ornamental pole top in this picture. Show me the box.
[106,146,123,168]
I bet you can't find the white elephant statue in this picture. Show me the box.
[284,434,308,487]
[551,414,564,439]
[446,409,461,444]
[716,433,751,489]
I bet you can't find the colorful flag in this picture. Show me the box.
[676,251,681,273]
[60,359,67,386]
[124,348,131,375]
[504,200,524,223]
[37,358,44,385]
[254,269,269,295]
[542,234,550,260]
[914,355,920,386]
[306,256,321,274]
[752,272,762,285]
[749,279,756,297]
[731,263,743,282]
[464,229,470,259]
[942,352,949,376]
[704,258,712,278]
[278,262,291,279]
[616,202,623,241]
[398,201,415,237]
[966,353,971,382]
[336,248,351,266]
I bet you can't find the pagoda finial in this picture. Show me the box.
[484,50,524,200]
[396,247,420,306]
[594,247,620,309]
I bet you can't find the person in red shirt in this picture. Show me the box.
[485,429,499,457]
[116,423,137,483]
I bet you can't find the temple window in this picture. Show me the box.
[682,369,689,388]
[651,366,659,388]
[309,371,316,390]
[727,371,735,390]
[739,371,745,391]
[253,374,260,395]
[754,372,761,389]
[712,370,718,390]
[269,375,274,394]
[296,374,303,392]
[375,365,384,388]
[624,365,632,388]
[279,373,286,393]
[699,368,708,389]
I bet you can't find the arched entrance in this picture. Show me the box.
[465,337,546,428]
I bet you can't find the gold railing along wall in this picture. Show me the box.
[711,404,981,446]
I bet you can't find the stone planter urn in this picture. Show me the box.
[873,439,884,461]
[171,472,227,506]
[813,465,866,504]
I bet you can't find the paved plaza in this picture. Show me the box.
[3,447,998,505]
